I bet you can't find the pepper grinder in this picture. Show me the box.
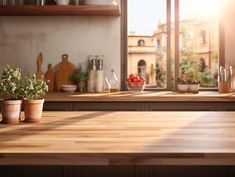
[87,56,96,93]
[95,56,104,93]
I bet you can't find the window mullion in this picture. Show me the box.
[174,0,179,91]
[166,0,172,90]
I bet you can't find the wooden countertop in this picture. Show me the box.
[1,111,235,165]
[44,91,235,102]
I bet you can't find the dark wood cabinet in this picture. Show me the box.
[44,101,235,111]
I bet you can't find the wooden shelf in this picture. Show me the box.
[0,5,120,16]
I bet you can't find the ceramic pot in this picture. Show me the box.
[23,99,44,123]
[84,0,117,5]
[1,100,22,124]
[189,84,199,94]
[56,0,70,5]
[177,84,188,93]
[78,80,86,92]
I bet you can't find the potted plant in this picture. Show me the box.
[22,74,48,123]
[188,79,200,94]
[72,65,88,92]
[177,78,189,93]
[0,65,24,124]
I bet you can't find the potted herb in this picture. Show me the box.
[22,74,48,123]
[72,65,88,92]
[177,78,189,93]
[188,79,200,94]
[0,65,24,124]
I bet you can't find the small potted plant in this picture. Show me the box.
[188,79,200,94]
[0,65,24,124]
[22,74,48,123]
[177,78,189,93]
[72,65,88,92]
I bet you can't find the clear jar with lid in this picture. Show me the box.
[110,69,119,92]
[103,77,111,93]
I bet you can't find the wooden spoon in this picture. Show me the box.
[36,53,44,80]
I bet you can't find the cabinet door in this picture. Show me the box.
[147,102,217,111]
[44,102,73,111]
[73,102,146,111]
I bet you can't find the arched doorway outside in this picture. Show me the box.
[137,60,147,81]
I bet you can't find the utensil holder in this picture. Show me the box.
[218,81,231,93]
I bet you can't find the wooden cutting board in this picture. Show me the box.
[44,64,54,92]
[53,54,76,91]
[36,53,44,79]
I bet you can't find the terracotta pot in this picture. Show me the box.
[23,99,44,123]
[177,84,189,93]
[189,84,199,94]
[78,80,86,92]
[1,100,22,124]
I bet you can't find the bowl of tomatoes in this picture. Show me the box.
[126,74,146,92]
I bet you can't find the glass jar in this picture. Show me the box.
[110,69,119,92]
[103,77,111,93]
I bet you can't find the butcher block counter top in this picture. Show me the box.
[44,91,235,102]
[1,111,235,165]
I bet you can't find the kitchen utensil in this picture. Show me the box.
[44,64,54,92]
[54,54,76,91]
[36,52,44,80]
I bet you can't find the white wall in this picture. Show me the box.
[0,15,120,80]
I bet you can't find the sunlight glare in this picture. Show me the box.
[187,0,222,19]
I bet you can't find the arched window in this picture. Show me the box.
[200,30,206,44]
[137,60,147,77]
[157,39,161,47]
[138,39,145,47]
[199,58,207,72]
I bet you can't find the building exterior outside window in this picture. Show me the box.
[138,39,145,47]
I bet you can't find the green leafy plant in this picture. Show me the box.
[0,65,24,100]
[22,74,48,100]
[177,78,188,84]
[72,65,88,83]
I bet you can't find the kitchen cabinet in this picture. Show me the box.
[73,102,146,111]
[0,5,120,16]
[43,92,235,111]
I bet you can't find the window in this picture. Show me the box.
[137,60,147,79]
[200,30,207,44]
[138,39,145,47]
[157,39,161,48]
[127,0,222,90]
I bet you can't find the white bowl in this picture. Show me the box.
[56,0,70,5]
[84,0,117,5]
[61,85,77,92]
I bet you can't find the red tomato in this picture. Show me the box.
[139,76,145,81]
[127,78,132,82]
[139,78,145,82]
[128,82,135,88]
[129,74,135,80]
[137,82,143,88]
[136,76,141,82]
[132,77,138,82]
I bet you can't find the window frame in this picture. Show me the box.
[121,0,225,91]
